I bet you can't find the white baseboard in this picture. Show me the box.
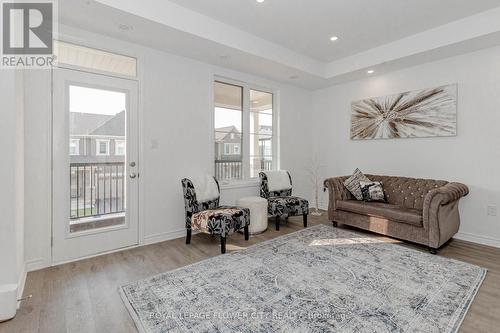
[316,201,500,249]
[25,257,50,272]
[24,230,188,274]
[454,232,500,249]
[143,229,187,246]
[17,267,27,309]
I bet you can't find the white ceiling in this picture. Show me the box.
[167,0,500,62]
[60,0,500,89]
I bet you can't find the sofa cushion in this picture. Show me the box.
[343,168,370,200]
[360,181,386,202]
[336,200,423,227]
[268,196,309,217]
[191,206,250,237]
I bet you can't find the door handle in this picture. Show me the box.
[129,172,137,179]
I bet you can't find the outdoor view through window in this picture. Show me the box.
[69,85,127,232]
[214,81,273,181]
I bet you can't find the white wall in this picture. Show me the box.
[312,46,500,248]
[24,25,313,270]
[0,69,25,297]
[15,70,25,292]
[0,70,18,285]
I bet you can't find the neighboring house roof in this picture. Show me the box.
[259,125,272,136]
[215,126,240,142]
[214,125,272,143]
[69,112,113,135]
[216,125,237,133]
[91,111,125,136]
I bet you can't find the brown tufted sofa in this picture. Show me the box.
[324,175,469,253]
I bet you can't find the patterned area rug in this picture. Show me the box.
[120,225,486,333]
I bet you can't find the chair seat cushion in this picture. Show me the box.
[336,200,423,227]
[191,206,250,237]
[268,196,309,217]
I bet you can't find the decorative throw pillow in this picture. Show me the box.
[360,181,386,202]
[343,168,370,200]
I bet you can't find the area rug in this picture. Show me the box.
[120,224,486,333]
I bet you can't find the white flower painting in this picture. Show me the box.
[351,84,457,140]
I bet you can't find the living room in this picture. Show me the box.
[1,0,499,332]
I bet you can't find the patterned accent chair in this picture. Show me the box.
[181,177,250,253]
[259,171,309,231]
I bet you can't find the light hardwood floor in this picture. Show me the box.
[2,213,499,333]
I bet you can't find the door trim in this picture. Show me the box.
[51,66,141,264]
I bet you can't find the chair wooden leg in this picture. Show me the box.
[221,236,226,254]
[244,226,249,241]
[429,247,438,255]
[275,216,280,231]
[332,221,338,228]
[303,214,308,228]
[186,229,191,244]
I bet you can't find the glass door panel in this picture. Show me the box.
[52,68,139,264]
[68,85,127,233]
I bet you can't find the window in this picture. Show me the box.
[214,80,276,181]
[69,139,80,155]
[115,140,126,156]
[96,139,110,156]
[249,89,274,178]
[224,143,241,155]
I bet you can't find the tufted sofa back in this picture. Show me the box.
[365,175,448,211]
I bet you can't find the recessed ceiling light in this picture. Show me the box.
[118,24,133,31]
[256,0,264,3]
[367,70,375,74]
[330,36,339,42]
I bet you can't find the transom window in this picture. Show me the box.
[214,80,276,181]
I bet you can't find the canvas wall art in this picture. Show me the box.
[350,84,457,140]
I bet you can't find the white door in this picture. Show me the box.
[52,68,139,263]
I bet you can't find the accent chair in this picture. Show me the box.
[259,170,309,231]
[181,176,250,253]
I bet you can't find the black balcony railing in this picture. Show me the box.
[215,159,273,180]
[70,162,125,220]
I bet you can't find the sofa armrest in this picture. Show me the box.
[423,182,468,247]
[423,182,469,208]
[324,177,353,212]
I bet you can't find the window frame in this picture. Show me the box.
[96,139,110,156]
[233,143,240,155]
[212,77,278,183]
[223,142,241,155]
[69,138,80,156]
[115,139,126,156]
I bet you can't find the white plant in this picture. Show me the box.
[306,155,325,216]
